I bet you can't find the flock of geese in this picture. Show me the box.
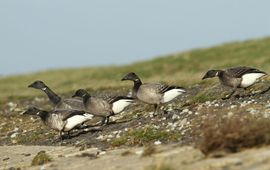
[24,66,268,140]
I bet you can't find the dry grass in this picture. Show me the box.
[192,111,270,154]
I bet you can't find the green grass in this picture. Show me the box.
[111,127,180,147]
[31,151,52,166]
[1,37,270,100]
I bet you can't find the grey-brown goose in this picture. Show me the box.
[202,66,267,99]
[23,107,94,140]
[28,81,84,110]
[121,72,186,113]
[72,89,134,125]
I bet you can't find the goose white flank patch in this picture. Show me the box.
[112,99,134,114]
[64,114,94,131]
[202,66,267,99]
[240,73,266,88]
[162,89,186,103]
[72,89,135,125]
[121,72,186,114]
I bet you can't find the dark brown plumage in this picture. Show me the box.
[121,72,186,113]
[72,89,134,125]
[23,107,93,140]
[28,81,84,110]
[202,66,267,99]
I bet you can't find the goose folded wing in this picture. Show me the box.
[62,110,86,121]
[156,83,185,94]
[226,67,266,78]
[106,96,135,104]
[62,98,83,106]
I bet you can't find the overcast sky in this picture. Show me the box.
[1,0,270,75]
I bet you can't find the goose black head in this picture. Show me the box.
[28,80,47,90]
[121,72,140,82]
[202,70,221,80]
[23,107,48,121]
[23,107,40,115]
[72,89,89,98]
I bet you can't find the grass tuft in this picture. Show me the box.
[31,151,52,166]
[111,127,180,147]
[192,112,270,154]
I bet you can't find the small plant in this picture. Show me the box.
[192,89,219,103]
[31,151,52,166]
[192,112,270,154]
[111,136,128,147]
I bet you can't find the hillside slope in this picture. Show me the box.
[0,37,270,101]
[1,37,270,169]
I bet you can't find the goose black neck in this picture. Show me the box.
[43,86,61,105]
[82,94,91,105]
[133,79,142,93]
[217,70,225,78]
[39,111,49,122]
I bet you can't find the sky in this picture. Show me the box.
[1,0,270,75]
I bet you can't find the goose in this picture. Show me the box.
[121,72,186,114]
[23,107,94,140]
[72,89,134,125]
[28,81,84,110]
[202,66,267,99]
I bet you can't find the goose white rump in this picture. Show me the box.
[161,89,186,103]
[240,73,266,88]
[112,99,134,114]
[64,114,93,131]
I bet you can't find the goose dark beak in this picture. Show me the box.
[121,77,128,81]
[202,75,208,80]
[28,84,34,88]
[22,110,33,115]
[72,94,77,98]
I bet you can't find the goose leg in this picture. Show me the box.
[66,131,71,139]
[106,116,110,125]
[222,89,236,100]
[59,131,63,141]
[101,116,110,125]
[154,104,159,115]
[101,117,106,125]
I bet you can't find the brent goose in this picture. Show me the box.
[72,89,134,125]
[28,81,84,110]
[121,72,186,114]
[202,66,267,99]
[23,107,94,140]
